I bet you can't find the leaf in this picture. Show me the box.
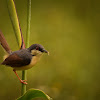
[17,89,52,100]
[7,0,25,49]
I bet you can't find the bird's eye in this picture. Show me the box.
[36,47,39,50]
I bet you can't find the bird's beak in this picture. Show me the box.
[43,49,49,55]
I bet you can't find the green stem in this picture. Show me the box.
[21,71,27,95]
[26,0,31,48]
[21,0,31,95]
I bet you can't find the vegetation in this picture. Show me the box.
[0,0,100,100]
[1,0,51,100]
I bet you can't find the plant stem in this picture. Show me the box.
[26,0,31,48]
[21,0,31,95]
[21,71,27,95]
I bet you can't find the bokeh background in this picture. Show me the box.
[0,0,100,100]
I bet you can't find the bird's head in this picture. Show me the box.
[28,44,49,56]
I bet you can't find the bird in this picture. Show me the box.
[0,31,49,84]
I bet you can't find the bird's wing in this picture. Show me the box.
[1,53,30,67]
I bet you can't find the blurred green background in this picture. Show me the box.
[0,0,100,100]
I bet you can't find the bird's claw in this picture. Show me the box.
[20,80,28,85]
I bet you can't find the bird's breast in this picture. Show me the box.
[14,55,42,70]
[29,56,40,67]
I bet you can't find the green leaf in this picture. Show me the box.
[7,0,22,48]
[17,89,52,100]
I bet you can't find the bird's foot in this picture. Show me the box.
[20,80,28,85]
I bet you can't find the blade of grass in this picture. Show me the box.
[21,0,31,95]
[7,0,22,48]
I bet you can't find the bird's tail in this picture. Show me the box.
[0,31,12,54]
